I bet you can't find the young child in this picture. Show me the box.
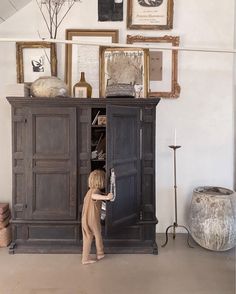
[81,169,113,265]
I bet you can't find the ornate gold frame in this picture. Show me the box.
[99,46,149,98]
[127,35,180,98]
[65,29,119,96]
[16,42,57,83]
[127,0,174,30]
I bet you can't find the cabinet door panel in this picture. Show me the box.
[26,107,77,220]
[107,105,141,230]
[34,115,69,155]
[12,108,27,219]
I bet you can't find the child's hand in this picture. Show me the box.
[107,193,113,200]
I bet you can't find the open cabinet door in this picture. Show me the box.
[106,105,141,231]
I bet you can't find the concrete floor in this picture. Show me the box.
[0,234,235,294]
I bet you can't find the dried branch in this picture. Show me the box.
[57,1,76,29]
[36,0,51,37]
[36,0,80,39]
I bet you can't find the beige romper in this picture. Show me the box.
[81,188,104,261]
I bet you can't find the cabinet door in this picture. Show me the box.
[26,107,77,220]
[12,107,28,219]
[106,105,141,230]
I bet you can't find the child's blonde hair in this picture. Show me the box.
[88,169,105,189]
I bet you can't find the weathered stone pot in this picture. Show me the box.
[189,186,236,251]
[30,76,68,97]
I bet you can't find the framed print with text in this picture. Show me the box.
[127,0,174,30]
[127,35,180,98]
[65,29,119,97]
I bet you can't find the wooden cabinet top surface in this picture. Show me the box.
[6,97,160,107]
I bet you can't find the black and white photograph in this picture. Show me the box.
[98,0,123,21]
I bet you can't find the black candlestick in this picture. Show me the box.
[161,145,193,248]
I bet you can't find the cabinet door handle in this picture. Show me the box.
[110,168,116,202]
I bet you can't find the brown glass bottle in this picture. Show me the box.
[73,72,92,98]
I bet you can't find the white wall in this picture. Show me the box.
[0,0,234,232]
[234,1,236,191]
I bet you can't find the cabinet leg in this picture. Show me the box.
[9,242,16,254]
[152,241,158,255]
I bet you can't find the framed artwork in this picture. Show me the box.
[65,29,119,97]
[98,0,123,21]
[16,42,57,83]
[99,47,149,98]
[127,0,174,30]
[127,35,180,98]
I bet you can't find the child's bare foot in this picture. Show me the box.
[97,254,105,260]
[82,259,97,265]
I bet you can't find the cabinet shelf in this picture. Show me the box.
[91,125,106,128]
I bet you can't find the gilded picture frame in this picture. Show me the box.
[127,35,180,98]
[127,0,174,30]
[99,47,149,98]
[16,42,57,83]
[65,29,119,97]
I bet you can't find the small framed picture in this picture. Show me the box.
[16,42,57,83]
[99,47,149,98]
[98,115,107,125]
[74,86,87,98]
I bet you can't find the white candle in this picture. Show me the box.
[174,128,177,146]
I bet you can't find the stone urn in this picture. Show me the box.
[189,186,236,251]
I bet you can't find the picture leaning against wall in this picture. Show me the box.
[99,47,149,98]
[16,42,57,83]
[127,35,180,98]
[65,29,119,97]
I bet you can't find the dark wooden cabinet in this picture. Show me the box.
[7,97,160,254]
